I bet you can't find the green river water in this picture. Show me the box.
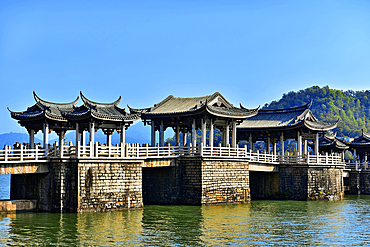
[1,175,370,246]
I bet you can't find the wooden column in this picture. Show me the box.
[105,129,113,146]
[273,138,276,155]
[225,124,230,146]
[280,133,284,155]
[182,129,187,146]
[365,152,368,162]
[266,137,270,154]
[304,140,308,155]
[175,126,180,146]
[59,130,65,158]
[201,119,206,146]
[249,133,254,151]
[232,121,237,148]
[192,119,196,147]
[81,130,86,146]
[297,132,302,156]
[160,120,164,146]
[151,121,156,147]
[314,133,319,155]
[89,122,95,144]
[28,129,35,149]
[75,123,80,146]
[43,123,49,149]
[81,130,85,153]
[209,120,214,147]
[120,125,125,144]
[59,130,65,148]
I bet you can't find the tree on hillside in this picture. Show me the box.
[265,85,370,138]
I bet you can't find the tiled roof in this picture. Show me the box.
[317,135,349,149]
[136,92,258,118]
[9,91,78,122]
[63,92,140,121]
[350,131,370,147]
[206,105,258,118]
[238,101,337,131]
[149,93,218,114]
[303,119,338,131]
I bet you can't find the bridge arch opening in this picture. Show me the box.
[249,171,279,200]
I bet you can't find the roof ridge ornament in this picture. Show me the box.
[80,91,121,107]
[259,101,312,114]
[307,99,313,109]
[239,103,260,112]
[33,91,79,107]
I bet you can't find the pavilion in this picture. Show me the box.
[130,92,259,147]
[9,92,140,149]
[237,101,338,156]
[8,92,78,149]
[63,92,140,147]
[349,130,370,163]
[308,134,349,154]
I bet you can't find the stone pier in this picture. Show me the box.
[249,164,344,200]
[7,158,347,213]
[10,159,143,212]
[347,170,370,195]
[9,157,251,212]
[143,157,250,205]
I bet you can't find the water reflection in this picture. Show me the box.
[0,196,370,246]
[76,210,144,246]
[141,205,204,246]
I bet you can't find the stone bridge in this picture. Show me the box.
[0,143,350,213]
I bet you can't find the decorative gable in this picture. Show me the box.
[208,96,232,108]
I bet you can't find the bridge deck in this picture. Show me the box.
[0,142,347,174]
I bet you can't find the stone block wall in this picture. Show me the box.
[200,159,250,204]
[142,157,250,205]
[359,172,370,194]
[279,166,308,200]
[178,157,203,205]
[78,161,143,212]
[176,157,250,205]
[141,157,202,205]
[50,161,78,212]
[279,166,344,200]
[348,171,370,194]
[307,167,343,199]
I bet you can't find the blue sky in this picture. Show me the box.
[1,0,370,136]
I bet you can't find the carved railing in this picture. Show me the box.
[0,145,49,162]
[345,161,369,171]
[0,142,345,166]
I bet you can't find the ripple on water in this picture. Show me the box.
[0,196,370,246]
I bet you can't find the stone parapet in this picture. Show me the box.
[0,199,37,212]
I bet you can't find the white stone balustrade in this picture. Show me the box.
[0,142,345,166]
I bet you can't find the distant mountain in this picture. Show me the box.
[265,85,370,138]
[0,133,42,148]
